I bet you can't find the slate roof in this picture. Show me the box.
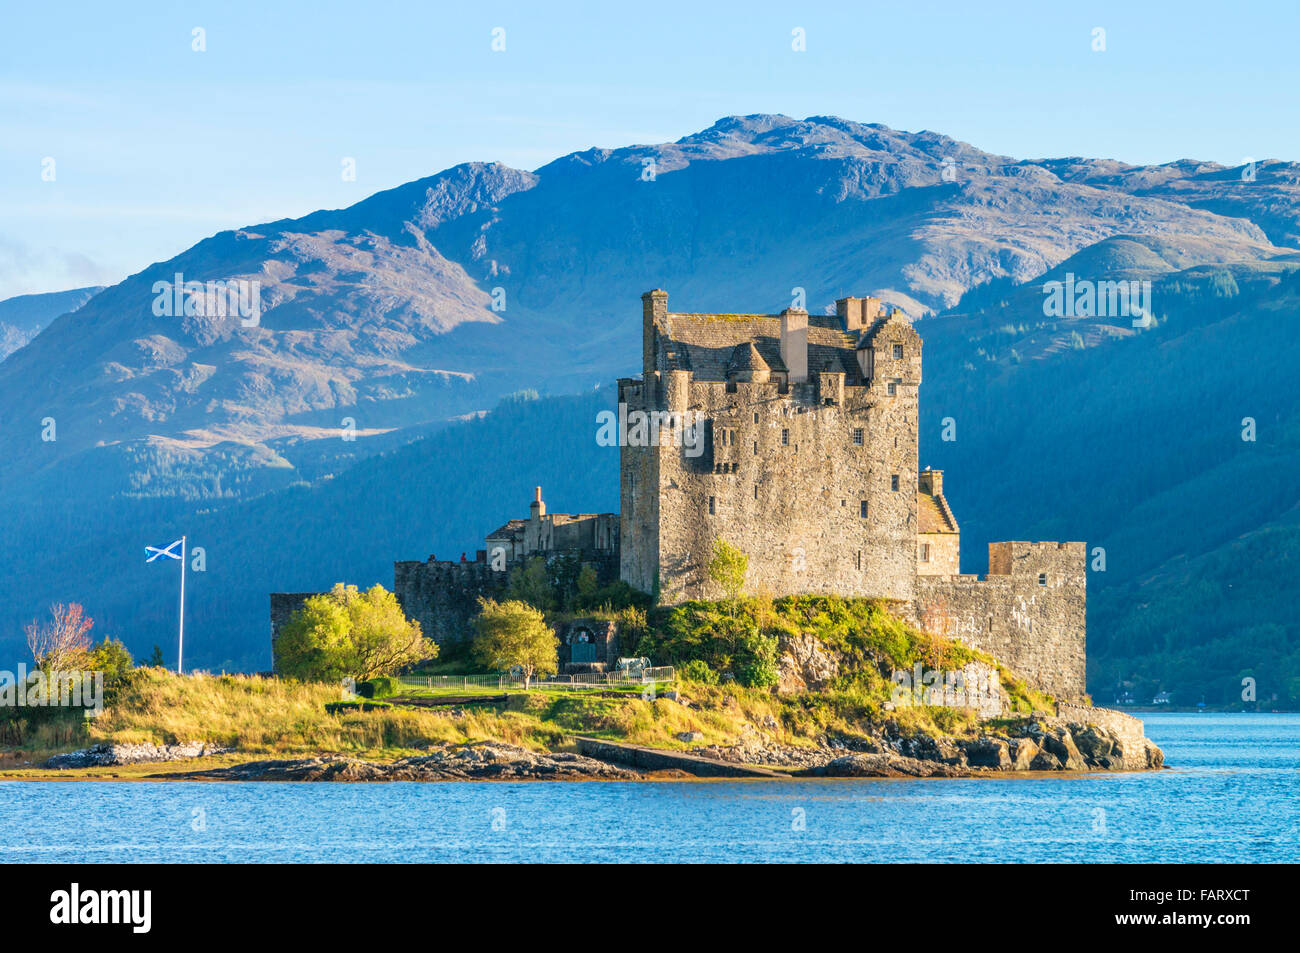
[658,313,863,382]
[486,519,527,539]
[726,341,770,376]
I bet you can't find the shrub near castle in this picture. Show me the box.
[275,583,434,682]
[471,597,559,690]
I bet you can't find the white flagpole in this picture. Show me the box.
[178,535,186,675]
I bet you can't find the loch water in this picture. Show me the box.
[2,713,1295,863]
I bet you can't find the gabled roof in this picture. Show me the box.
[918,491,958,534]
[486,519,528,539]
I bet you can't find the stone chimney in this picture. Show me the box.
[836,295,884,332]
[919,468,943,496]
[642,290,667,376]
[530,486,546,519]
[779,308,808,384]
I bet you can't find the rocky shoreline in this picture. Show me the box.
[701,708,1165,778]
[169,743,644,781]
[31,705,1162,782]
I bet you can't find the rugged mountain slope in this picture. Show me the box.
[0,115,1289,504]
[0,285,102,360]
[1040,156,1300,249]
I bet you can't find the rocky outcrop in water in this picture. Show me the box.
[698,706,1164,775]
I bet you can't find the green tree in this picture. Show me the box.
[507,556,555,612]
[576,565,599,600]
[86,637,133,688]
[276,583,435,681]
[733,631,780,689]
[471,597,558,689]
[707,538,748,602]
[147,645,165,668]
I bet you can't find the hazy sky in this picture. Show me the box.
[3,0,1298,298]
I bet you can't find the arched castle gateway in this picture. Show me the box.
[272,290,1086,701]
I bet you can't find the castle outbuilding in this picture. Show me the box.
[272,290,1087,701]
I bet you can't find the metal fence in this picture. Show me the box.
[397,666,675,692]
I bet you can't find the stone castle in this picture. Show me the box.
[272,290,1086,700]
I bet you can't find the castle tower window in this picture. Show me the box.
[856,550,862,570]
[753,441,758,455]
[921,543,931,562]
[1038,573,1048,586]
[893,344,904,360]
[859,500,869,518]
[753,412,759,423]
[891,475,900,492]
[781,429,789,446]
[853,428,864,445]
[708,496,716,515]
[754,485,759,499]
[888,379,900,396]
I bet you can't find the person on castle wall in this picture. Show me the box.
[461,553,467,562]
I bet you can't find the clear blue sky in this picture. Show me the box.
[3,0,1298,298]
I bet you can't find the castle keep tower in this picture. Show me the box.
[620,290,922,603]
[617,289,1086,700]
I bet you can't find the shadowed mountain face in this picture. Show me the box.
[0,285,102,361]
[0,114,1293,503]
[2,114,1299,701]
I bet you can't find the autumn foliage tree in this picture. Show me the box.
[26,603,94,671]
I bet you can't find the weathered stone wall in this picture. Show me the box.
[918,533,960,575]
[619,374,661,595]
[556,618,619,671]
[625,299,924,605]
[911,541,1087,702]
[1056,703,1146,744]
[395,550,621,646]
[653,376,919,603]
[394,560,509,646]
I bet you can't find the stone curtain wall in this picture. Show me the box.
[395,551,621,646]
[394,560,509,646]
[1057,703,1148,744]
[912,541,1087,702]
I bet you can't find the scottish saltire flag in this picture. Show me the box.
[145,539,183,562]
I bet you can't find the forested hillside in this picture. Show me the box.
[0,391,618,672]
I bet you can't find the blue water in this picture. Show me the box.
[2,713,1296,862]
